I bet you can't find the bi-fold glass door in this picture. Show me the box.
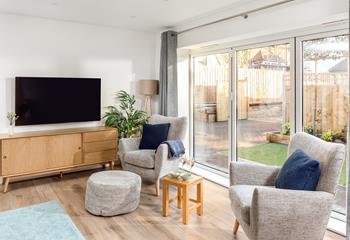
[297,31,349,218]
[234,42,293,167]
[192,53,230,172]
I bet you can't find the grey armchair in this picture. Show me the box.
[119,114,187,196]
[229,132,345,240]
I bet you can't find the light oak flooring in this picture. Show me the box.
[0,169,345,240]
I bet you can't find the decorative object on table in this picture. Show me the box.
[162,175,203,225]
[161,139,185,158]
[0,201,84,240]
[180,156,195,171]
[169,171,192,181]
[85,170,141,216]
[103,90,148,138]
[139,80,159,116]
[169,156,194,181]
[119,114,187,196]
[6,112,18,135]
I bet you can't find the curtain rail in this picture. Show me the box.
[178,0,296,35]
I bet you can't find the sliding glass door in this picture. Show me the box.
[235,43,292,167]
[189,28,348,234]
[192,53,230,172]
[300,33,349,217]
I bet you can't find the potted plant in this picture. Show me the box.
[7,112,19,135]
[102,90,148,138]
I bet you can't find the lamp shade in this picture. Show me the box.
[139,80,159,95]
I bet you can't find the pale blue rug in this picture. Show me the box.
[0,201,85,240]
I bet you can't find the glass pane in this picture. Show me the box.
[193,53,230,172]
[302,35,349,214]
[236,44,291,166]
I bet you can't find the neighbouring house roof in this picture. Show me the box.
[328,58,348,73]
[249,50,289,69]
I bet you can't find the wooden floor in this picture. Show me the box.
[0,169,345,240]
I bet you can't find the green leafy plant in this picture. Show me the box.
[282,122,290,136]
[321,129,334,142]
[102,90,148,138]
[303,125,314,135]
[7,112,19,126]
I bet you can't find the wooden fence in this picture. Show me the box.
[194,65,349,133]
[301,73,348,133]
[194,64,229,122]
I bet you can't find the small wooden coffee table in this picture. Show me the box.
[162,175,203,224]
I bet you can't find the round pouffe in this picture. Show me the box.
[85,170,141,216]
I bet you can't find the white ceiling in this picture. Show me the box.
[0,0,252,32]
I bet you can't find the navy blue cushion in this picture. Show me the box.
[275,149,321,191]
[139,123,170,150]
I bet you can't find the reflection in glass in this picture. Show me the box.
[236,44,291,167]
[193,53,230,172]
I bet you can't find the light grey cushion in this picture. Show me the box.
[85,170,141,216]
[229,185,272,225]
[124,150,156,169]
[149,114,187,140]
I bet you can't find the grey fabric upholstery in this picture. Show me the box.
[229,185,272,224]
[119,115,187,183]
[149,114,187,140]
[124,150,155,169]
[229,132,345,240]
[85,171,141,216]
[288,132,345,194]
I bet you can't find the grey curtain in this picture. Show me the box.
[159,30,178,117]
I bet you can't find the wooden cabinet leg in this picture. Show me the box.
[162,181,169,217]
[177,186,183,209]
[155,178,160,197]
[197,181,203,216]
[3,177,10,193]
[233,220,240,235]
[59,172,63,179]
[182,185,189,225]
[110,161,114,169]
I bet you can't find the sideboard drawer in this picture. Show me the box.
[84,140,116,153]
[84,150,117,164]
[83,130,116,143]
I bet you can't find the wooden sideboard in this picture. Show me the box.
[0,126,118,192]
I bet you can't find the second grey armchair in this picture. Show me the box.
[229,132,345,240]
[119,114,187,196]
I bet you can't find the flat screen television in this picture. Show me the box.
[15,77,101,126]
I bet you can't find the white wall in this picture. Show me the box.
[0,13,157,133]
[176,0,348,48]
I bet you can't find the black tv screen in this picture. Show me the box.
[15,77,101,126]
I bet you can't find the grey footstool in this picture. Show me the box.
[85,170,141,216]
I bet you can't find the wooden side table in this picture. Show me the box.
[162,175,203,224]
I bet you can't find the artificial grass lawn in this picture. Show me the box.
[238,143,346,186]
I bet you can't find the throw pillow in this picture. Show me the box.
[275,149,321,191]
[139,123,170,150]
